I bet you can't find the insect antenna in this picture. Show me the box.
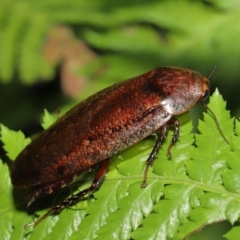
[201,101,229,145]
[208,65,216,79]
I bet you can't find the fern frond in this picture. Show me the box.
[0,91,238,239]
[1,0,240,87]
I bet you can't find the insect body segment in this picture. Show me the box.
[11,67,217,227]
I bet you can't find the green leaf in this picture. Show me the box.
[186,89,231,185]
[0,160,14,239]
[224,226,240,240]
[0,159,35,239]
[0,91,239,239]
[0,124,31,160]
[1,0,240,88]
[41,109,58,130]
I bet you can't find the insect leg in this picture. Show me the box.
[141,117,179,188]
[25,159,109,228]
[166,117,180,158]
[141,123,169,188]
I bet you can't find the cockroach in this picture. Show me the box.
[10,67,229,227]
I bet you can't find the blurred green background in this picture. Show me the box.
[0,0,240,239]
